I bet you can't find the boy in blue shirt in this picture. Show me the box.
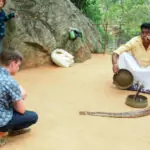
[0,0,15,53]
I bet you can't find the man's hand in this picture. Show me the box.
[19,85,27,100]
[112,64,119,73]
[13,100,26,114]
[112,53,119,73]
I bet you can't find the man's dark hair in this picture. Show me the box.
[140,22,150,30]
[0,50,24,66]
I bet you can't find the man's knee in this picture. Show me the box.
[119,52,131,58]
[31,112,38,124]
[25,111,38,124]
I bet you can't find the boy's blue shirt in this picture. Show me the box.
[0,9,14,39]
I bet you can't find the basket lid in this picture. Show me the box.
[113,69,134,90]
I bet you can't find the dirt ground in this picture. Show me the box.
[2,54,150,150]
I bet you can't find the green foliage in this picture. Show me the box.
[83,0,102,23]
[81,0,150,52]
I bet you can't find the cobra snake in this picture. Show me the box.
[79,83,150,118]
[79,107,150,118]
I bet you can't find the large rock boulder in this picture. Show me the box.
[3,0,102,68]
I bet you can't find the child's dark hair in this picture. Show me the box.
[0,50,24,66]
[140,22,150,30]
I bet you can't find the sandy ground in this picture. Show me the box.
[2,54,150,150]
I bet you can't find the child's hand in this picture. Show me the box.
[9,8,18,18]
[13,12,19,18]
[10,12,17,18]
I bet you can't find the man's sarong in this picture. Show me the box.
[118,52,150,93]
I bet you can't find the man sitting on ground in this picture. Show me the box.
[112,22,150,93]
[0,50,38,145]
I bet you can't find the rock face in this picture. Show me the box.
[3,0,102,68]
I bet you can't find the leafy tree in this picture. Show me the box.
[71,0,150,52]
